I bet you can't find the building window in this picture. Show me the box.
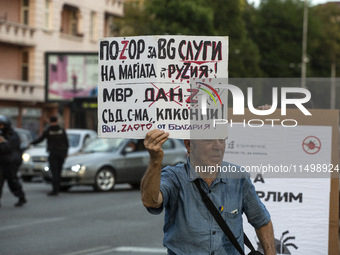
[22,0,29,25]
[90,11,97,40]
[70,10,77,35]
[60,5,82,36]
[104,13,118,37]
[45,0,52,30]
[22,51,29,81]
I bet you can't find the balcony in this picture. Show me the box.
[105,0,124,17]
[60,33,84,42]
[0,18,36,46]
[0,79,43,102]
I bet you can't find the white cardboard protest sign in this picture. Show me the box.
[98,36,229,139]
[224,109,339,255]
[225,125,331,254]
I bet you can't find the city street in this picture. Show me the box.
[0,179,166,255]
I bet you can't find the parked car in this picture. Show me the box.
[42,137,187,192]
[14,128,34,151]
[20,129,97,181]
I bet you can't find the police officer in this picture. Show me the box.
[0,115,27,207]
[30,116,69,196]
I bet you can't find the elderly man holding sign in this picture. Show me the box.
[141,129,276,255]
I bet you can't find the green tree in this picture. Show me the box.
[118,0,263,77]
[209,0,246,40]
[309,3,340,77]
[249,0,324,78]
[116,1,153,36]
[207,0,263,77]
[144,0,215,36]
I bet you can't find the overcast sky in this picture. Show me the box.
[248,0,340,7]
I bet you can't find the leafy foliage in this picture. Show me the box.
[308,3,340,77]
[117,0,340,80]
[144,0,215,36]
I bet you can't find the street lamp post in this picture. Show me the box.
[330,58,336,109]
[301,0,308,89]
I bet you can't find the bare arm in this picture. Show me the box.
[255,220,276,255]
[141,129,169,208]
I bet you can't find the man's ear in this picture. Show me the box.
[183,139,190,154]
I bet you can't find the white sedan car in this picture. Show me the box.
[19,129,97,181]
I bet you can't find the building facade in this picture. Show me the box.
[0,0,123,137]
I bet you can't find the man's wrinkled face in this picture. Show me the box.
[184,139,226,167]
